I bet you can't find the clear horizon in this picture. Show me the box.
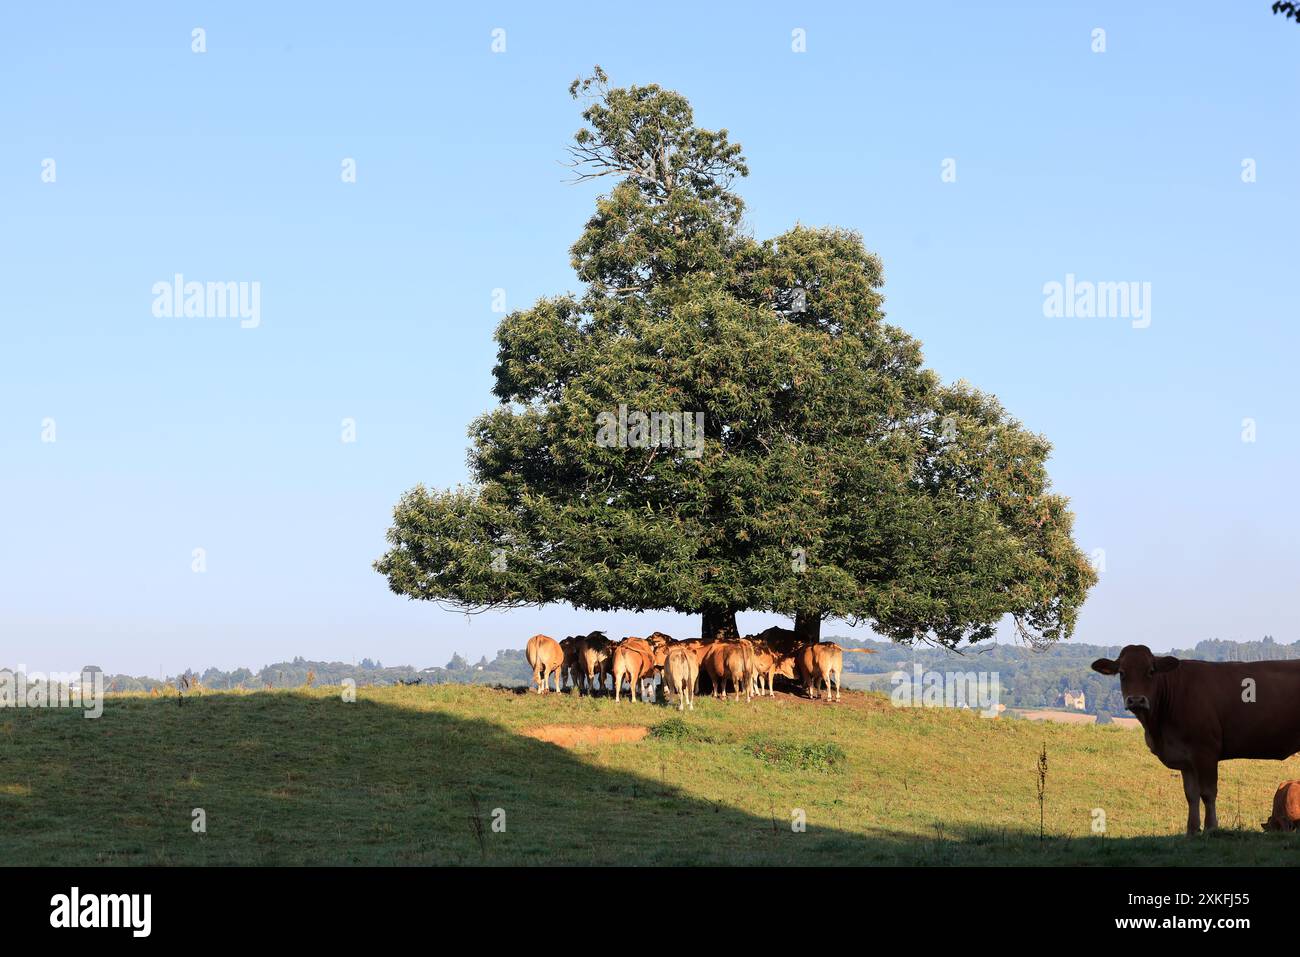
[4,3,1298,674]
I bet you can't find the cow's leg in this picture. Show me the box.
[1181,769,1202,835]
[832,667,840,702]
[1199,761,1219,832]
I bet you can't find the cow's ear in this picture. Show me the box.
[1091,658,1118,675]
[1154,656,1179,673]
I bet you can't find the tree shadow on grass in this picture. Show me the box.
[2,690,1300,866]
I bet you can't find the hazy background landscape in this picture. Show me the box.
[33,634,1294,722]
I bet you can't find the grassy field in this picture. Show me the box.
[4,683,1300,866]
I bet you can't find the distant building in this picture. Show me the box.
[1061,689,1086,711]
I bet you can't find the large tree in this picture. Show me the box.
[375,68,1097,648]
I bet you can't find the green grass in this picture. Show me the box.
[3,684,1300,865]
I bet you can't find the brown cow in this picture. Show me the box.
[796,642,875,700]
[748,638,795,697]
[753,626,801,657]
[643,632,677,701]
[525,634,565,694]
[576,631,613,695]
[1092,645,1300,834]
[702,639,754,703]
[612,637,656,703]
[674,639,712,694]
[663,646,699,712]
[1262,781,1300,832]
[797,642,843,701]
[559,636,581,692]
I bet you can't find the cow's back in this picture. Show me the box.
[1269,781,1300,831]
[1159,660,1300,762]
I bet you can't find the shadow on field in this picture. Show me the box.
[6,690,870,866]
[3,690,1299,866]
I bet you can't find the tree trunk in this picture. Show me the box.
[794,609,822,645]
[701,607,740,642]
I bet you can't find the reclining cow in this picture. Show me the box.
[1262,780,1300,832]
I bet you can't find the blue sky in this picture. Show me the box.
[3,2,1298,675]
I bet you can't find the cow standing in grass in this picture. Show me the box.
[797,642,872,702]
[612,637,656,703]
[525,634,565,694]
[748,638,796,697]
[576,631,613,695]
[701,639,755,703]
[1092,644,1300,835]
[663,646,698,712]
[559,636,581,692]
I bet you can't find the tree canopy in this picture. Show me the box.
[375,68,1097,649]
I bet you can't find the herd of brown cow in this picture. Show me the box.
[524,627,872,710]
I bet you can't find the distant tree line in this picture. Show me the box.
[89,635,1297,713]
[97,650,532,693]
[831,634,1300,715]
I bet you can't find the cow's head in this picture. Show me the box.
[1090,645,1179,713]
[777,655,798,679]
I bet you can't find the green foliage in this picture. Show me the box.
[648,716,714,743]
[747,737,846,774]
[376,69,1096,649]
